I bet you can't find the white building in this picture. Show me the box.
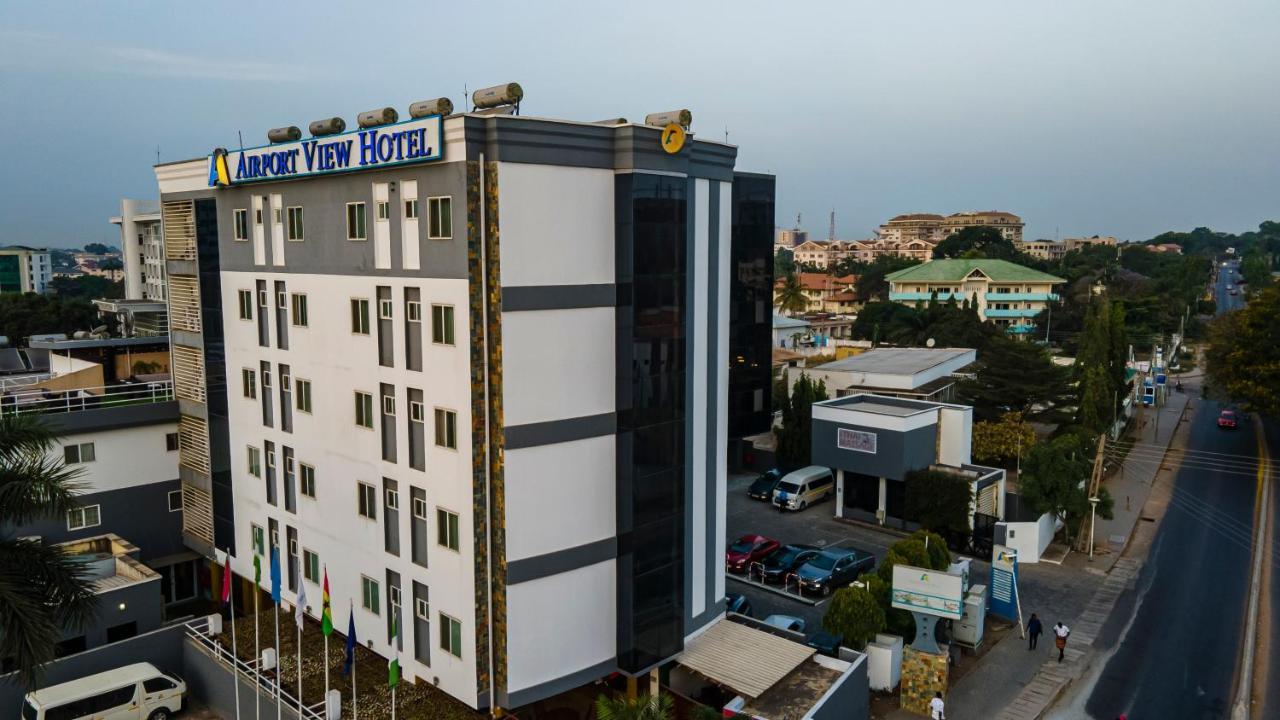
[0,245,52,293]
[111,199,166,301]
[156,97,772,712]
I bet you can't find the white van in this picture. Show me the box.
[21,662,185,720]
[772,465,835,511]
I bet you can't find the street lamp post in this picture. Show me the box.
[1088,496,1100,559]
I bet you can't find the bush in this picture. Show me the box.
[909,530,952,570]
[822,585,886,650]
[904,470,974,536]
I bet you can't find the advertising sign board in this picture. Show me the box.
[891,564,964,620]
[989,544,1019,622]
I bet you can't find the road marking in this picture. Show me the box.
[1231,418,1269,720]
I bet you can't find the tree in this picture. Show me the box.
[1240,251,1272,289]
[1017,432,1112,534]
[972,412,1036,466]
[0,292,99,342]
[0,414,98,688]
[855,255,921,302]
[932,226,1025,262]
[595,693,674,720]
[1207,284,1280,415]
[958,337,1072,423]
[775,375,828,470]
[1074,298,1127,433]
[774,247,796,277]
[775,272,808,316]
[97,258,123,272]
[904,470,973,535]
[82,243,116,255]
[822,585,886,650]
[49,275,124,300]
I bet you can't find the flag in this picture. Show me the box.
[220,549,232,605]
[343,606,358,675]
[388,611,400,689]
[294,571,308,630]
[269,547,282,605]
[321,567,333,636]
[253,553,261,585]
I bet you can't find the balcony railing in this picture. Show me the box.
[162,200,197,261]
[0,381,174,417]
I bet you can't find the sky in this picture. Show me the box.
[1,1,1278,248]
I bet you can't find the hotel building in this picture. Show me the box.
[154,98,772,712]
[885,258,1064,335]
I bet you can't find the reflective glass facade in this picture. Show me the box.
[728,173,776,438]
[615,173,687,672]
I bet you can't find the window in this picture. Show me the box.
[63,442,95,464]
[234,209,249,240]
[405,199,419,219]
[66,505,101,531]
[428,197,452,239]
[357,481,377,519]
[379,298,393,320]
[252,524,265,555]
[242,368,257,399]
[238,289,253,319]
[361,576,380,614]
[440,613,462,657]
[434,408,457,449]
[436,508,460,551]
[406,300,422,322]
[351,298,371,335]
[410,401,425,423]
[167,490,183,512]
[266,448,276,473]
[346,202,367,240]
[247,446,261,477]
[355,391,374,428]
[259,289,268,308]
[277,290,287,309]
[300,463,316,498]
[386,487,399,510]
[262,367,272,390]
[255,207,264,225]
[143,676,178,693]
[431,305,455,345]
[274,207,282,224]
[290,293,308,327]
[303,549,320,583]
[287,206,304,241]
[165,432,179,452]
[295,379,312,413]
[415,597,429,621]
[389,584,402,611]
[383,395,396,416]
[412,496,428,520]
[377,200,390,220]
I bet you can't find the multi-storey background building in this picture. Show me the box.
[111,199,167,301]
[0,245,52,293]
[155,101,773,713]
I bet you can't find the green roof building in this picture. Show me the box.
[885,258,1065,335]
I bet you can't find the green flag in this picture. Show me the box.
[388,611,400,689]
[253,554,261,584]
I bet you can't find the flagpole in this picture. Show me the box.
[296,608,303,718]
[274,601,281,720]
[254,580,261,720]
[351,601,358,720]
[228,551,242,720]
[392,687,396,720]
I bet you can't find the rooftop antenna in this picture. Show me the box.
[238,130,244,151]
[829,209,836,241]
[795,212,801,229]
[463,83,468,112]
[724,126,729,144]
[155,146,160,165]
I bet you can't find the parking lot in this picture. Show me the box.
[724,470,1101,639]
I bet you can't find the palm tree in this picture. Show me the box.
[594,692,675,720]
[0,413,98,689]
[776,272,808,316]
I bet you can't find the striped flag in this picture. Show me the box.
[269,547,282,604]
[220,549,232,604]
[388,611,400,689]
[343,605,358,675]
[294,571,307,630]
[253,553,261,585]
[321,567,333,636]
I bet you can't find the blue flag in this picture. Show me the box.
[269,547,282,604]
[344,606,358,675]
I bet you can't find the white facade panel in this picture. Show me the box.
[251,195,265,266]
[269,193,285,266]
[501,307,615,427]
[52,423,179,493]
[220,269,477,703]
[374,182,391,270]
[506,560,617,694]
[496,163,615,288]
[690,178,709,617]
[505,435,616,563]
[401,180,420,271]
[713,181,731,605]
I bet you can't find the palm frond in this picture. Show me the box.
[0,539,99,688]
[0,414,60,465]
[0,458,86,526]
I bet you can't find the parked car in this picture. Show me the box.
[726,593,754,618]
[1218,409,1238,429]
[772,465,835,511]
[795,548,876,596]
[22,662,185,720]
[747,469,783,501]
[763,614,807,633]
[757,543,820,584]
[726,534,781,574]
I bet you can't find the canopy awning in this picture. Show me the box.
[676,619,815,699]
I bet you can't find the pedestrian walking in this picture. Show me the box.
[929,691,946,720]
[1027,613,1043,651]
[1054,621,1070,662]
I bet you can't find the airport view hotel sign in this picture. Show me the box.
[208,115,444,186]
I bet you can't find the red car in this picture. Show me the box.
[726,534,780,574]
[1218,409,1238,429]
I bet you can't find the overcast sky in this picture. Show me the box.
[2,1,1277,248]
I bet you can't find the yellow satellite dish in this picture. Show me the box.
[661,123,686,154]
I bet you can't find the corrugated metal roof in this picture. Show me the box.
[884,258,1065,284]
[677,620,815,699]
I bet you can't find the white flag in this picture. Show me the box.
[295,574,307,630]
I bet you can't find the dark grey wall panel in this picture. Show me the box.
[504,412,616,450]
[44,400,178,435]
[810,419,937,481]
[383,477,400,557]
[410,485,428,568]
[7,479,185,562]
[507,536,617,585]
[502,284,616,312]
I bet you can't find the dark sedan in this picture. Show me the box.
[747,469,782,500]
[794,548,875,597]
[726,534,781,574]
[756,544,820,584]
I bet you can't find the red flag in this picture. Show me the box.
[220,550,232,604]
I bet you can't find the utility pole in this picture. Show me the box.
[1078,435,1106,554]
[829,210,836,241]
[1044,303,1052,344]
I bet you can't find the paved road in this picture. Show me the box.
[1058,260,1270,719]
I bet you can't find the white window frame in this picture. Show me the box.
[427,196,452,240]
[377,200,390,221]
[361,575,380,614]
[434,408,457,450]
[404,199,419,219]
[357,481,377,519]
[286,206,304,241]
[295,378,312,413]
[234,209,249,241]
[303,549,320,583]
[165,432,179,452]
[431,304,455,345]
[383,395,396,416]
[167,490,183,512]
[262,367,272,390]
[379,298,393,320]
[242,368,257,399]
[63,442,96,465]
[258,288,268,308]
[355,391,374,429]
[346,202,367,241]
[300,463,316,498]
[276,290,287,309]
[412,496,428,520]
[406,300,422,322]
[251,524,265,555]
[290,293,308,327]
[66,504,101,531]
[385,487,399,510]
[247,446,261,477]
[436,507,460,551]
[351,298,370,335]
[238,289,253,320]
[414,597,429,621]
[440,612,462,658]
[410,401,425,423]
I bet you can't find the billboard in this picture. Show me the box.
[989,544,1019,622]
[891,564,964,619]
[836,427,877,454]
